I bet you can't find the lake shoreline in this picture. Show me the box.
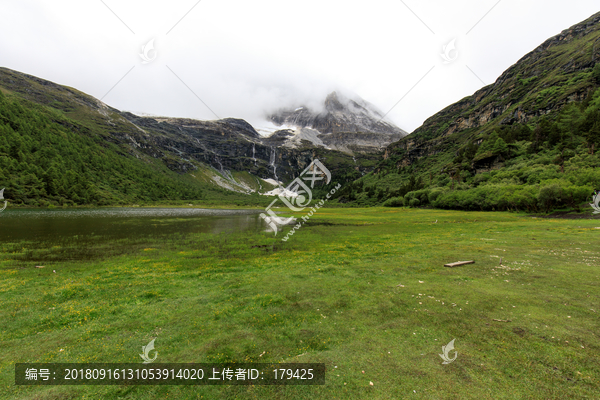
[0,202,268,211]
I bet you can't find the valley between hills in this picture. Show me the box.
[1,9,600,400]
[2,13,600,214]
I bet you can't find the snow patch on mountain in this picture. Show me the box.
[262,178,281,186]
[282,128,327,149]
[262,187,300,197]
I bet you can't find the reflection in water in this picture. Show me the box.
[0,208,266,263]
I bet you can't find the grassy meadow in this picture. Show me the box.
[1,208,599,399]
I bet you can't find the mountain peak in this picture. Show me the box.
[324,91,343,110]
[268,91,407,136]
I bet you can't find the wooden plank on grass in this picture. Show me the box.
[444,260,475,268]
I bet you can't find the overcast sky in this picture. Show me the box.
[2,1,599,133]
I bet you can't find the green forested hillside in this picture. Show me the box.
[334,12,600,213]
[338,86,600,212]
[0,90,263,207]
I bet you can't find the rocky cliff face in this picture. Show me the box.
[119,112,378,182]
[268,91,407,153]
[384,11,600,167]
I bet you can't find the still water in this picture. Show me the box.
[0,208,266,263]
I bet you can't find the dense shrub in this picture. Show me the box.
[404,189,431,206]
[538,183,563,212]
[427,188,446,204]
[383,196,405,207]
[431,180,593,213]
[408,198,421,207]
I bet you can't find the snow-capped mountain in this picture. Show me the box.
[266,91,407,152]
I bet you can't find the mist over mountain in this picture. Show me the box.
[268,91,406,135]
[263,91,407,153]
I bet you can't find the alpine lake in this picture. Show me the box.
[0,207,267,263]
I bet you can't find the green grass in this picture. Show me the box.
[1,208,599,399]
